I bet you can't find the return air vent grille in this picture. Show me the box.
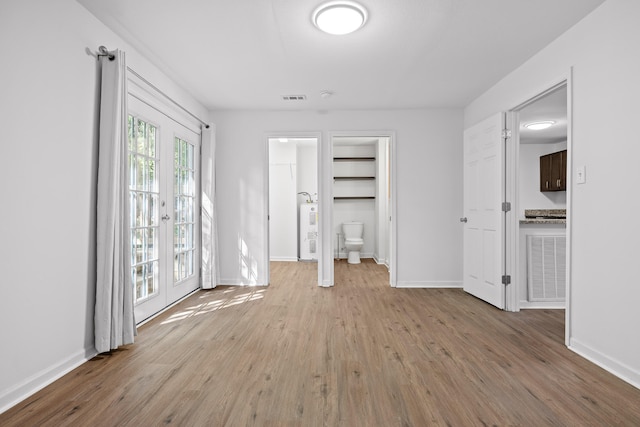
[527,235,566,301]
[282,95,307,101]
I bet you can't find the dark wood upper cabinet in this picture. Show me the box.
[540,150,567,192]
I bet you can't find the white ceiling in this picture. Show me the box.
[519,85,567,144]
[78,0,605,111]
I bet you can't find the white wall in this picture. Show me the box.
[518,141,567,217]
[465,0,640,388]
[297,142,318,204]
[0,0,209,412]
[212,109,463,287]
[269,141,298,260]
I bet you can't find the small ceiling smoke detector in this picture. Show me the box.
[320,90,334,99]
[313,1,368,35]
[524,121,555,130]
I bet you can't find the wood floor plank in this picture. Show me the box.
[2,259,639,426]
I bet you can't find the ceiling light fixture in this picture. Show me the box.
[524,121,555,130]
[313,1,368,35]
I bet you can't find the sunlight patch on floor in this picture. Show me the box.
[160,289,266,325]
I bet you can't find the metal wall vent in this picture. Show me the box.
[282,95,307,101]
[527,235,566,301]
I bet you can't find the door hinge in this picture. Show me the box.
[501,129,512,139]
[502,275,511,285]
[502,202,511,212]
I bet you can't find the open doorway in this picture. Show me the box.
[330,135,394,286]
[267,137,319,283]
[513,84,568,310]
[507,81,569,343]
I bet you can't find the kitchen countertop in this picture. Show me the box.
[520,218,566,224]
[519,208,566,225]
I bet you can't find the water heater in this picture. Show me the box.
[299,203,318,261]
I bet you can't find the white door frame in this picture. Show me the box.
[327,131,397,287]
[264,132,322,287]
[505,74,572,346]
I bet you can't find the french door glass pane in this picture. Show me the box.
[128,115,160,304]
[174,137,196,283]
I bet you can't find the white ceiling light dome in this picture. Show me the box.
[313,1,368,35]
[524,121,555,130]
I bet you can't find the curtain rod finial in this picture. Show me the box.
[98,45,115,60]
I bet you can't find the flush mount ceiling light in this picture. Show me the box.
[524,121,555,130]
[313,1,368,35]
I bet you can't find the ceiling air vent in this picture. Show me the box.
[282,95,307,101]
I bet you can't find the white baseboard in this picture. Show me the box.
[569,338,640,390]
[217,278,267,286]
[336,251,374,259]
[269,257,299,262]
[0,347,97,415]
[395,280,463,288]
[519,301,566,309]
[372,255,389,268]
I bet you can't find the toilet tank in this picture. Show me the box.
[342,221,363,239]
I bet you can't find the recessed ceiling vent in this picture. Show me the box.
[282,95,307,101]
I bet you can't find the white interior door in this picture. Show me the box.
[128,97,201,322]
[463,113,505,309]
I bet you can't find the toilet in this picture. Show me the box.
[342,221,364,264]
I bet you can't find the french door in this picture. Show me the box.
[128,96,200,323]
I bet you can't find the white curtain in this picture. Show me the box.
[201,125,218,289]
[95,49,136,353]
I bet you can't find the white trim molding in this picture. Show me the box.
[570,339,640,390]
[269,257,300,262]
[217,277,267,287]
[0,348,97,415]
[395,281,463,289]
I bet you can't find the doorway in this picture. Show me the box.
[462,81,570,317]
[462,81,571,342]
[512,84,568,311]
[266,136,319,283]
[330,134,394,286]
[128,96,201,323]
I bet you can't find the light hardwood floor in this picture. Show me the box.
[2,259,639,426]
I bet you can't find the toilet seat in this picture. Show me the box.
[345,238,363,245]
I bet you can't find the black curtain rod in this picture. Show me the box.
[97,46,210,129]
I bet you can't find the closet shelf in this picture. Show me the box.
[333,176,375,180]
[334,196,375,200]
[333,157,375,161]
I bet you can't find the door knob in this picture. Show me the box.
[459,217,468,223]
[161,214,171,222]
